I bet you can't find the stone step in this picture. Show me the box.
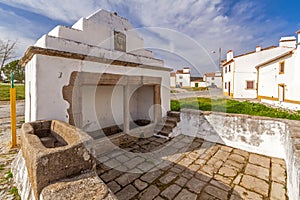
[165,117,178,126]
[155,129,171,137]
[167,111,181,122]
[156,122,176,130]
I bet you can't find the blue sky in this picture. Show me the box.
[0,0,299,75]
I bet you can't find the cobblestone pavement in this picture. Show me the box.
[0,116,22,200]
[97,135,287,200]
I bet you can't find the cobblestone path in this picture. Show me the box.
[97,135,287,200]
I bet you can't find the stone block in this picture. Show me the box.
[20,120,95,199]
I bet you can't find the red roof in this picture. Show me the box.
[176,69,190,74]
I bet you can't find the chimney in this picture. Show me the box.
[279,36,296,48]
[227,50,233,61]
[256,46,261,52]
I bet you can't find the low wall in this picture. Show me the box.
[173,109,300,200]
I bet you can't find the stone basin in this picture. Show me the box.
[20,120,96,199]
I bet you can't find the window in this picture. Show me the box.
[228,64,231,72]
[179,75,183,79]
[224,67,227,73]
[212,77,215,80]
[246,81,254,89]
[279,61,285,74]
[225,82,227,89]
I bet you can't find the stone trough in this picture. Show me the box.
[13,120,116,200]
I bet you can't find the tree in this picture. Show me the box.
[2,60,24,83]
[0,40,17,81]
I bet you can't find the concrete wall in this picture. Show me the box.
[173,109,300,200]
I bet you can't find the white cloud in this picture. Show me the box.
[0,0,291,74]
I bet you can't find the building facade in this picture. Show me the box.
[204,72,222,88]
[223,37,296,99]
[257,32,300,110]
[20,10,171,135]
[190,77,206,88]
[170,67,191,88]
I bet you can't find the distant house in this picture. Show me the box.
[190,77,206,88]
[256,31,300,110]
[222,36,296,98]
[204,71,222,88]
[170,67,191,88]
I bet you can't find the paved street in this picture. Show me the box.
[97,135,287,200]
[0,100,25,119]
[170,88,223,100]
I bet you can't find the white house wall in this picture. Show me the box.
[26,55,170,131]
[223,47,294,99]
[258,51,300,110]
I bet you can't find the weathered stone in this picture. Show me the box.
[270,182,286,200]
[115,173,140,187]
[174,189,197,200]
[107,181,121,193]
[138,185,160,200]
[134,179,148,191]
[194,159,207,166]
[175,177,188,186]
[124,156,145,169]
[194,172,211,182]
[224,159,244,170]
[220,146,233,152]
[141,170,164,183]
[186,178,206,194]
[210,179,231,191]
[40,172,116,200]
[214,174,232,185]
[232,149,249,158]
[240,175,269,196]
[204,185,228,199]
[161,184,181,199]
[178,157,194,167]
[159,172,177,184]
[200,165,217,176]
[245,163,269,181]
[213,150,231,161]
[218,167,238,177]
[231,185,263,200]
[188,164,201,171]
[249,154,270,169]
[207,158,224,169]
[271,158,286,166]
[233,174,242,185]
[271,163,286,184]
[116,155,130,163]
[100,169,123,183]
[116,184,138,200]
[228,154,246,164]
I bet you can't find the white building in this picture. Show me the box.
[19,10,171,135]
[257,32,300,110]
[204,72,222,88]
[190,77,206,88]
[170,67,191,88]
[222,37,296,98]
